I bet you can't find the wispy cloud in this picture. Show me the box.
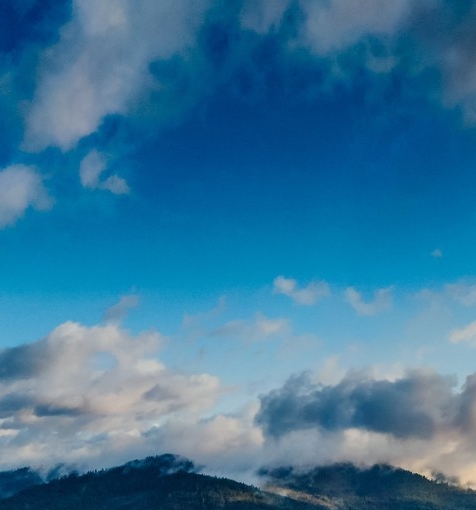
[450,321,476,346]
[213,313,290,343]
[345,286,393,316]
[103,294,139,325]
[273,276,330,306]
[296,0,411,56]
[445,282,476,307]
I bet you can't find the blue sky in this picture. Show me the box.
[3,0,476,486]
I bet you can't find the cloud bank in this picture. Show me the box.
[255,368,476,485]
[2,292,476,484]
[0,320,222,469]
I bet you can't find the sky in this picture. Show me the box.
[3,0,476,487]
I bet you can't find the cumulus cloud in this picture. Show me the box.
[273,276,330,306]
[0,165,51,227]
[79,150,129,195]
[345,286,393,316]
[0,320,222,469]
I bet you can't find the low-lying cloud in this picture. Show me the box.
[255,368,476,485]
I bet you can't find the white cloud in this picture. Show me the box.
[24,0,212,151]
[273,276,330,306]
[0,165,51,227]
[150,403,264,480]
[450,321,476,346]
[431,248,443,258]
[79,150,129,194]
[345,286,393,316]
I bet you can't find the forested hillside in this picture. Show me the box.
[262,463,476,510]
[0,455,475,510]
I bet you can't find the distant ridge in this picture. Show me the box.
[0,455,475,509]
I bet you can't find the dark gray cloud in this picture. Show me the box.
[256,370,461,440]
[0,340,48,381]
[0,393,35,418]
[455,373,476,432]
[33,404,84,418]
